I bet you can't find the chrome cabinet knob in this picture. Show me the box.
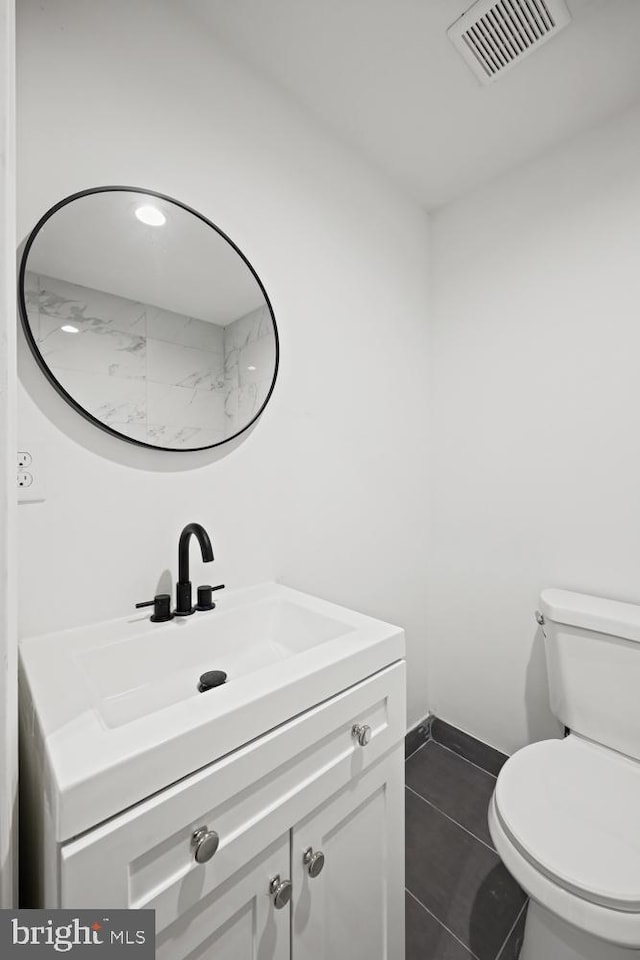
[303,846,325,878]
[352,723,372,746]
[269,874,292,909]
[192,825,219,864]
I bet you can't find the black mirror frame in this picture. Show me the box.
[18,185,279,452]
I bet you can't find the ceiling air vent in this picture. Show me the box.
[448,0,571,84]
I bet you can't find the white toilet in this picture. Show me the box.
[489,589,640,960]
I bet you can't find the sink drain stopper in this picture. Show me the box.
[198,670,227,692]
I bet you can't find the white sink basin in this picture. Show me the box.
[73,596,357,728]
[20,582,404,840]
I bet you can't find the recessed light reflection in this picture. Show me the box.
[135,205,166,226]
[247,365,257,371]
[60,324,79,334]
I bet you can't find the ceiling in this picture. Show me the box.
[184,0,640,209]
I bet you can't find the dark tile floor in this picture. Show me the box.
[405,718,528,960]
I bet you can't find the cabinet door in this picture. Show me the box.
[156,833,290,960]
[291,745,404,960]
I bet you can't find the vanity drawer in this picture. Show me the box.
[60,660,405,930]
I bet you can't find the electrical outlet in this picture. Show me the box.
[17,444,46,503]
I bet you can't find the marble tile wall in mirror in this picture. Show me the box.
[25,271,275,449]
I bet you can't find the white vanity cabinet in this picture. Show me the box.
[51,661,406,959]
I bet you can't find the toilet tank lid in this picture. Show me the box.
[540,589,640,643]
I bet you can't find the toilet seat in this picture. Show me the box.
[493,736,640,913]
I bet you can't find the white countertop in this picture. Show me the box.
[20,582,405,841]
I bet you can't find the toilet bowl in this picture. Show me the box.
[489,589,640,960]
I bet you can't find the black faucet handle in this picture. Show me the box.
[195,584,225,612]
[135,594,174,623]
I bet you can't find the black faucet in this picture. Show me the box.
[175,522,214,616]
[135,522,225,621]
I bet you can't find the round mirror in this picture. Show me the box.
[18,187,279,451]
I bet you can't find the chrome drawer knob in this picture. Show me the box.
[269,874,292,909]
[303,846,325,878]
[192,825,219,864]
[352,723,372,746]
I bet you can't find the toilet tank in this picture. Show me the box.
[540,589,640,762]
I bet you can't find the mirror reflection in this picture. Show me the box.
[20,188,278,450]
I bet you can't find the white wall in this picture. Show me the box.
[428,105,640,755]
[16,0,431,726]
[0,0,17,907]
